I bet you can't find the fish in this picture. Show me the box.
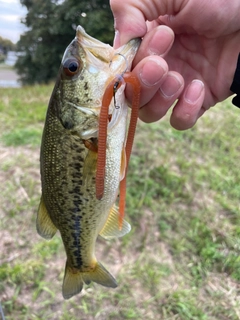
[36,25,141,299]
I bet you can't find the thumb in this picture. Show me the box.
[110,0,186,47]
[110,2,147,48]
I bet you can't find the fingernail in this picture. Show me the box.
[160,73,183,98]
[140,60,166,86]
[184,80,204,103]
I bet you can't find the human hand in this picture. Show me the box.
[110,0,240,129]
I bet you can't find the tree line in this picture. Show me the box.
[0,37,16,62]
[15,0,114,84]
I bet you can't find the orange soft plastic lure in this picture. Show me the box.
[96,72,140,228]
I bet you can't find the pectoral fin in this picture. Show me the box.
[82,148,98,183]
[36,197,57,239]
[99,205,131,239]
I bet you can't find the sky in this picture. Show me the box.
[0,0,27,43]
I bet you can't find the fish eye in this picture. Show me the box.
[63,58,80,76]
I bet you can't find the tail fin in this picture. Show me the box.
[62,262,84,300]
[62,260,117,299]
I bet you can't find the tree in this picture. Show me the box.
[0,36,16,54]
[15,0,114,84]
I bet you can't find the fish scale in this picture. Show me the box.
[37,25,140,299]
[41,103,108,270]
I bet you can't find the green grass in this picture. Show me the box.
[0,85,51,146]
[2,127,42,146]
[1,85,240,319]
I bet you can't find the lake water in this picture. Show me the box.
[0,52,21,88]
[5,51,18,66]
[0,68,21,88]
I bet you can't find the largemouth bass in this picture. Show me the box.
[37,26,141,299]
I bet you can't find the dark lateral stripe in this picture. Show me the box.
[70,214,82,268]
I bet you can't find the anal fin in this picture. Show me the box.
[36,197,57,239]
[99,205,131,240]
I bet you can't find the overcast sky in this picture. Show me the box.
[0,0,27,43]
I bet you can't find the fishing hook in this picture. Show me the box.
[113,76,123,109]
[109,53,129,109]
[109,53,129,76]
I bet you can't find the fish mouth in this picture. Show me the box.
[76,25,114,63]
[74,25,141,134]
[75,25,141,72]
[109,38,141,74]
[115,38,141,58]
